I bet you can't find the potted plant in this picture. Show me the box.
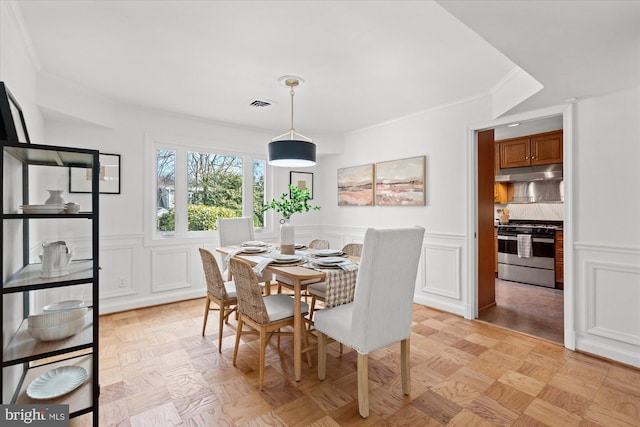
[264,184,320,254]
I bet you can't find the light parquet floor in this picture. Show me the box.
[72,295,640,426]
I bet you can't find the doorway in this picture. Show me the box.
[471,109,572,347]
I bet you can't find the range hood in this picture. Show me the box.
[495,164,563,182]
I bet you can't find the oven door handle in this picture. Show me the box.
[497,235,554,244]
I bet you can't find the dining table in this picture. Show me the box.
[216,245,359,381]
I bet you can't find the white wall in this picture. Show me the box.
[571,87,640,367]
[321,95,494,315]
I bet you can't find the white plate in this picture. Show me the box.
[313,257,348,266]
[26,366,88,400]
[314,249,344,257]
[269,254,302,263]
[240,246,267,254]
[242,241,267,247]
[43,300,84,312]
[20,205,65,214]
[294,243,307,249]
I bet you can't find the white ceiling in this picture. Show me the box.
[16,1,640,135]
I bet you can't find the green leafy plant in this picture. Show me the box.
[264,184,321,220]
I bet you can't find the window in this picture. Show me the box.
[154,145,267,236]
[156,149,175,232]
[253,159,265,228]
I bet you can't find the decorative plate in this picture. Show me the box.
[43,300,84,312]
[20,205,65,214]
[269,254,302,263]
[26,366,88,400]
[313,257,349,266]
[314,249,344,257]
[239,246,268,254]
[242,241,268,247]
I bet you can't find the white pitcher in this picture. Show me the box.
[40,241,73,278]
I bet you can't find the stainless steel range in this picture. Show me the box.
[497,221,561,288]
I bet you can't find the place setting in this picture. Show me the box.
[310,248,346,258]
[308,256,359,271]
[253,252,305,275]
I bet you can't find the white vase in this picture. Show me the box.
[45,190,65,205]
[280,219,295,255]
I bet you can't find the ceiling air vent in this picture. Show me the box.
[249,99,272,108]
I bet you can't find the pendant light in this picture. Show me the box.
[268,76,316,167]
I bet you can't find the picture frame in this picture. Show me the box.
[290,171,314,199]
[0,82,31,144]
[375,155,425,206]
[69,153,121,194]
[337,164,374,206]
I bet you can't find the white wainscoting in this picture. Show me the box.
[414,234,466,317]
[100,240,139,299]
[151,247,192,293]
[323,226,467,316]
[574,242,640,367]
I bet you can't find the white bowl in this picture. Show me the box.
[43,300,84,312]
[28,313,89,341]
[28,307,89,329]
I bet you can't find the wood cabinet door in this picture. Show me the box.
[532,130,563,165]
[500,137,531,168]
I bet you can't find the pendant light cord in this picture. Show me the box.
[290,86,295,139]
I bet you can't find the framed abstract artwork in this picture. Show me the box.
[290,171,314,199]
[0,82,30,144]
[337,164,374,206]
[375,155,425,206]
[70,153,121,194]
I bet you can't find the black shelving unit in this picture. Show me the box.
[1,141,99,426]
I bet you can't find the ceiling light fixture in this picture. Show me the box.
[268,76,316,167]
[507,123,520,127]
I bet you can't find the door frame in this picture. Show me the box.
[465,102,576,350]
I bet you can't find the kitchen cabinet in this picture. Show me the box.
[494,143,512,203]
[499,130,563,169]
[1,141,100,426]
[555,230,564,289]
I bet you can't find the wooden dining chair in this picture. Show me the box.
[308,239,330,250]
[307,242,363,321]
[198,248,237,352]
[315,227,424,418]
[217,217,272,294]
[229,258,311,390]
[276,238,329,295]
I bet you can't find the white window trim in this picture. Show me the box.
[144,133,276,246]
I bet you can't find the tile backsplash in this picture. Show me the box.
[494,203,563,221]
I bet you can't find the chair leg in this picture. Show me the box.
[259,326,267,390]
[302,321,312,368]
[357,352,369,418]
[401,338,411,395]
[317,332,327,380]
[202,297,211,336]
[308,295,317,323]
[233,317,243,366]
[218,302,225,352]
